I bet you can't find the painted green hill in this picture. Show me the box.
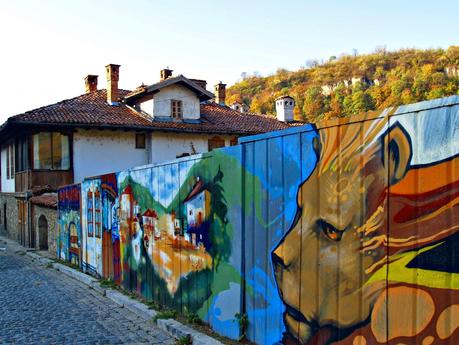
[119,175,166,215]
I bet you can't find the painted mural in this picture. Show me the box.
[57,97,459,345]
[113,153,244,338]
[271,110,459,345]
[57,184,81,265]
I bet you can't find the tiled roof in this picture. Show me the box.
[4,89,301,135]
[199,102,293,134]
[9,90,152,128]
[125,75,214,102]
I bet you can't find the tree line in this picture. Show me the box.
[226,46,459,122]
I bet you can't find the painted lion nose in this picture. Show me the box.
[272,243,286,268]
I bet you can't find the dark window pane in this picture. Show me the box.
[135,133,146,149]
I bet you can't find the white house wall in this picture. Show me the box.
[152,85,200,119]
[73,129,150,183]
[150,132,234,165]
[0,145,14,193]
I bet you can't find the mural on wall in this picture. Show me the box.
[114,153,243,338]
[57,184,81,264]
[57,98,458,345]
[271,109,459,345]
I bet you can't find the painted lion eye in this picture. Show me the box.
[317,219,343,242]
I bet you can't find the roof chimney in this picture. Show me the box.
[275,96,295,122]
[84,75,98,93]
[190,79,207,90]
[106,64,120,105]
[160,68,173,81]
[214,82,226,105]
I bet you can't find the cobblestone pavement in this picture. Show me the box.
[0,240,175,345]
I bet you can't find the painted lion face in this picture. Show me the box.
[272,122,412,344]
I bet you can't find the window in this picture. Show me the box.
[15,137,29,172]
[171,100,183,119]
[33,132,70,170]
[6,142,14,179]
[208,136,225,151]
[94,188,101,238]
[135,133,146,149]
[230,137,238,146]
[87,190,94,237]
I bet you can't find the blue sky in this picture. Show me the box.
[0,0,458,121]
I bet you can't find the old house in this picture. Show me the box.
[0,64,300,252]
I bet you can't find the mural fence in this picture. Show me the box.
[58,96,459,345]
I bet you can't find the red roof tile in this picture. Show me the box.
[5,89,302,135]
[9,89,152,128]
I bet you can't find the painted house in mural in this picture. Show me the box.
[0,64,299,251]
[183,178,210,247]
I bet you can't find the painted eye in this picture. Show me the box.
[317,219,343,242]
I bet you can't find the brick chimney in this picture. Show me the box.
[84,75,98,93]
[214,82,226,105]
[106,64,120,105]
[160,68,173,81]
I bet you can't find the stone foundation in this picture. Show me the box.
[0,193,19,241]
[32,205,58,256]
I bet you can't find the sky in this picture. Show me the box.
[0,0,458,122]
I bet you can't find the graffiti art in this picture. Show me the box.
[272,109,459,344]
[58,97,459,345]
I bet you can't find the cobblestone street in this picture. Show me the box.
[0,240,175,345]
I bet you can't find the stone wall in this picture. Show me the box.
[32,205,58,256]
[0,193,19,241]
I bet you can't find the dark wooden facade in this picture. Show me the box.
[11,129,74,192]
[15,170,73,192]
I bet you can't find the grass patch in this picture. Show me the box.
[175,334,192,345]
[99,278,117,289]
[146,300,163,310]
[184,312,203,325]
[45,262,54,269]
[153,308,177,322]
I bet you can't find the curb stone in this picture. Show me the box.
[26,251,54,265]
[157,319,224,345]
[105,289,157,319]
[11,239,225,345]
[90,281,107,296]
[52,262,97,286]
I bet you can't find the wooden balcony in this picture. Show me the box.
[15,170,73,192]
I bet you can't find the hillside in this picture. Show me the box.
[226,46,459,122]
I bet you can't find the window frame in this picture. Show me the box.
[94,188,101,238]
[171,100,183,119]
[135,133,146,149]
[15,137,29,173]
[87,190,94,237]
[5,142,14,180]
[31,132,71,171]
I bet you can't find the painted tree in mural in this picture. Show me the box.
[205,166,230,269]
